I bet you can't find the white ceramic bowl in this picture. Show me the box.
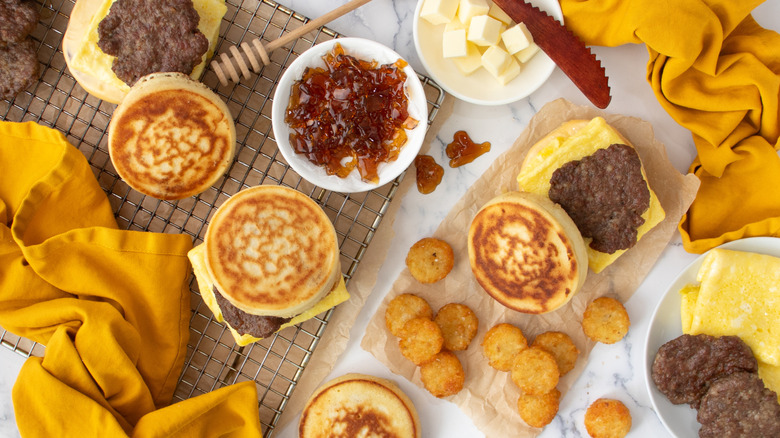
[412,0,562,106]
[271,38,428,193]
[643,237,780,438]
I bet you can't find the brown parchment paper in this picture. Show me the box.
[360,98,701,437]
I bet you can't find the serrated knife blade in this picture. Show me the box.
[493,0,611,109]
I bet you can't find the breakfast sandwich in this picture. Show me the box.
[468,191,588,314]
[63,0,226,103]
[299,374,422,438]
[107,72,235,200]
[188,185,350,346]
[517,117,665,273]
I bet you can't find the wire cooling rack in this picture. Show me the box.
[0,0,445,435]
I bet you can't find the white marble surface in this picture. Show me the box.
[1,1,778,437]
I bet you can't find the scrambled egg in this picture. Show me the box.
[188,244,350,346]
[517,117,665,273]
[681,248,780,400]
[69,0,226,93]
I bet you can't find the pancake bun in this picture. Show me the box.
[299,373,422,438]
[468,191,588,314]
[108,72,236,200]
[204,185,341,318]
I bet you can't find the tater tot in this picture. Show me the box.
[420,350,465,398]
[581,297,630,344]
[531,331,579,376]
[482,323,528,371]
[517,388,561,428]
[434,303,479,351]
[511,347,560,396]
[584,398,632,438]
[399,317,443,365]
[385,293,434,337]
[405,237,455,284]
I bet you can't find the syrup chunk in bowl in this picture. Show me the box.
[271,38,428,193]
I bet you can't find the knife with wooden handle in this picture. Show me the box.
[492,0,611,109]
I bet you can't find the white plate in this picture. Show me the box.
[271,38,428,194]
[643,236,780,438]
[412,0,562,106]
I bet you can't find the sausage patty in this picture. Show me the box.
[213,287,291,339]
[652,334,758,408]
[97,0,208,86]
[0,0,38,43]
[0,39,39,100]
[549,143,650,254]
[697,372,780,438]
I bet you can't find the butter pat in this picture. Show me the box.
[502,22,533,54]
[496,57,521,85]
[442,29,468,58]
[515,41,540,63]
[468,15,502,46]
[488,1,513,25]
[458,0,490,24]
[420,0,459,25]
[481,45,512,77]
[452,42,483,75]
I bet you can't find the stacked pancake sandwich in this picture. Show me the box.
[517,117,665,273]
[468,191,588,314]
[299,374,422,438]
[107,72,235,200]
[63,0,226,103]
[188,185,349,346]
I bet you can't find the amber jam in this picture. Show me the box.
[284,43,418,184]
[414,154,443,194]
[445,130,491,167]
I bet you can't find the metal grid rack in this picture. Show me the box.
[0,0,446,435]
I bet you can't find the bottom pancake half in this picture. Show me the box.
[468,191,588,314]
[300,374,422,438]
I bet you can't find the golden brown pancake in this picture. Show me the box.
[468,191,587,314]
[299,374,422,438]
[204,185,341,318]
[108,72,235,200]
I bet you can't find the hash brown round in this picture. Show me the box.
[385,293,433,337]
[517,388,561,428]
[405,237,454,284]
[399,317,443,366]
[531,331,579,376]
[482,323,528,372]
[420,350,465,398]
[584,398,631,438]
[511,347,559,396]
[582,297,630,344]
[434,303,479,351]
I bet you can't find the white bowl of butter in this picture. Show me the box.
[413,0,562,106]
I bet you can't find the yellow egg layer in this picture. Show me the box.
[188,244,350,346]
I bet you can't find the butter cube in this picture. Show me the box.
[481,45,512,77]
[468,15,502,46]
[452,42,483,75]
[458,0,490,24]
[444,18,467,33]
[497,57,521,85]
[488,1,513,25]
[442,29,468,58]
[420,0,459,25]
[515,41,540,63]
[501,22,533,54]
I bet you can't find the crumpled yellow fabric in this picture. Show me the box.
[0,121,263,437]
[559,0,780,253]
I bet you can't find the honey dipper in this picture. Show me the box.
[211,0,374,86]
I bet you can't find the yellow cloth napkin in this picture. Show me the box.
[0,121,262,437]
[559,0,780,253]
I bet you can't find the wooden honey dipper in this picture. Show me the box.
[211,0,374,86]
